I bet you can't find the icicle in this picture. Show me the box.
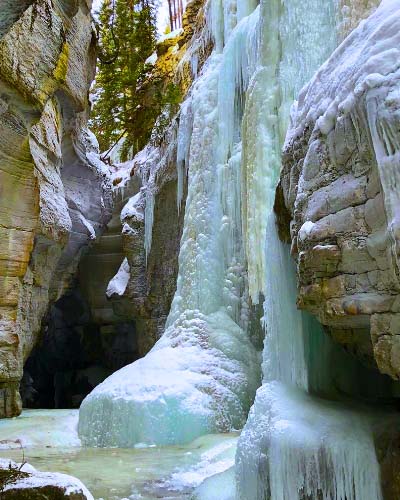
[262,215,309,390]
[217,7,260,166]
[176,99,193,211]
[144,189,154,262]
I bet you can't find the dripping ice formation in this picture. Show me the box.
[236,218,389,500]
[241,0,337,304]
[78,0,264,447]
[236,1,400,499]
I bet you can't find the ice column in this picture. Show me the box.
[79,0,262,447]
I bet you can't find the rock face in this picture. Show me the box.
[95,115,187,358]
[0,0,112,417]
[0,459,93,500]
[1,0,207,413]
[279,0,400,378]
[99,0,208,355]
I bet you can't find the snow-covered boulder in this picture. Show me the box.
[0,459,93,500]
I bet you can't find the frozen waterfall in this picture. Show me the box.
[235,0,397,499]
[79,0,263,447]
[80,0,397,498]
[236,217,390,500]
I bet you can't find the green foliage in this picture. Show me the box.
[151,82,182,145]
[90,0,158,160]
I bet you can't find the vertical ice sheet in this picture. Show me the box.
[79,1,263,448]
[241,0,337,304]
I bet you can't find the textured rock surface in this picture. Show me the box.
[0,459,93,500]
[103,127,186,356]
[279,0,400,377]
[337,0,381,39]
[0,0,111,416]
[116,0,210,163]
[102,0,208,355]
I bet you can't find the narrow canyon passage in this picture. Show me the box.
[1,0,400,500]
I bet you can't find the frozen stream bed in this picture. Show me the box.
[0,410,237,500]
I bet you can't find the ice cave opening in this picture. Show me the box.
[21,287,139,410]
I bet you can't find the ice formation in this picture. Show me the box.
[79,0,263,447]
[236,218,390,500]
[80,0,399,497]
[287,0,400,284]
[0,409,80,449]
[191,467,236,500]
[241,0,337,304]
[235,1,400,499]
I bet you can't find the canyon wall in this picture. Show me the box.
[0,0,112,417]
[0,0,208,415]
[93,0,209,356]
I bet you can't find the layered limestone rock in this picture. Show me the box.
[279,0,400,378]
[107,127,187,355]
[0,0,111,417]
[16,6,208,411]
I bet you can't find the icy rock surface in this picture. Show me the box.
[280,0,400,377]
[79,309,258,446]
[234,0,399,498]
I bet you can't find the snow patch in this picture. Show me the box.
[106,258,130,298]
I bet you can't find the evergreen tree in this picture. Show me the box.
[90,0,157,160]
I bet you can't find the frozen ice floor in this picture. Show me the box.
[0,409,237,500]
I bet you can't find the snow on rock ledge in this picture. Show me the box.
[106,258,131,298]
[0,459,93,500]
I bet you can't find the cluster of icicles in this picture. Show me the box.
[79,0,398,499]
